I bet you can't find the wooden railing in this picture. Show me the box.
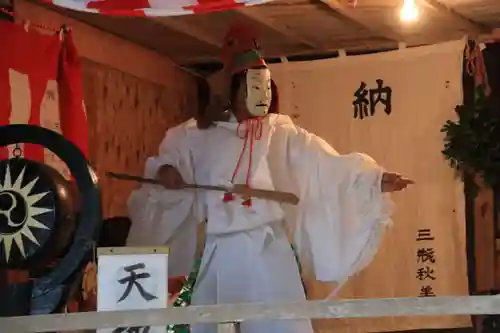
[1,296,500,333]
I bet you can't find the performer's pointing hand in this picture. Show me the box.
[381,172,414,193]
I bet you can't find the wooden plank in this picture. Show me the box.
[185,36,398,64]
[152,16,223,48]
[473,175,496,292]
[318,0,405,42]
[422,0,491,36]
[1,296,500,332]
[237,7,318,49]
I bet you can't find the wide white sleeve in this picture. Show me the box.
[285,124,394,290]
[127,122,201,277]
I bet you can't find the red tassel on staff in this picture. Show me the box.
[241,197,252,207]
[223,192,235,202]
[58,28,89,159]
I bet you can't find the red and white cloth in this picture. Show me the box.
[40,0,273,16]
[0,21,89,169]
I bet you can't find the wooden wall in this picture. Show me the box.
[467,43,500,295]
[472,178,496,293]
[82,60,196,218]
[15,0,197,218]
[483,44,500,291]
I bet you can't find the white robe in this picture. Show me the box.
[127,113,394,333]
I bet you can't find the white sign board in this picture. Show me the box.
[97,247,169,333]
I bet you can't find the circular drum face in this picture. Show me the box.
[0,158,58,268]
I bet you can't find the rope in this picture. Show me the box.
[464,40,491,96]
[223,117,264,207]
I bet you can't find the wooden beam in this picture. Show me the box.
[236,7,318,49]
[183,25,500,66]
[183,36,398,64]
[151,17,222,48]
[421,0,491,36]
[318,0,405,42]
[1,296,499,332]
[154,7,319,52]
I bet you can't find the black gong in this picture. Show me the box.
[0,158,77,269]
[0,124,101,313]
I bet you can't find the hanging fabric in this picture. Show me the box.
[39,0,273,16]
[0,20,61,161]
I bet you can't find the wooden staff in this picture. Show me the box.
[106,172,300,205]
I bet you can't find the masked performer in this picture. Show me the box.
[127,23,413,333]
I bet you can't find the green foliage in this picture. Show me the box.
[441,88,500,189]
[167,259,200,333]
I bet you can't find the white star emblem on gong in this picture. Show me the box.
[0,164,52,262]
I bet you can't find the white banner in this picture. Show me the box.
[270,40,470,332]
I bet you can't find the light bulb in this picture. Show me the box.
[400,0,419,23]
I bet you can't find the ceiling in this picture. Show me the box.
[31,0,500,73]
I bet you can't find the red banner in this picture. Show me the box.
[0,21,61,161]
[0,21,88,169]
[58,30,89,159]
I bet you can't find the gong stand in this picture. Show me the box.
[0,125,102,317]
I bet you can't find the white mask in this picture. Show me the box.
[245,68,272,117]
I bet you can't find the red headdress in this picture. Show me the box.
[220,21,266,73]
[220,21,279,113]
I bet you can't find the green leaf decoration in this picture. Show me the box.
[441,82,500,195]
[167,259,201,333]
